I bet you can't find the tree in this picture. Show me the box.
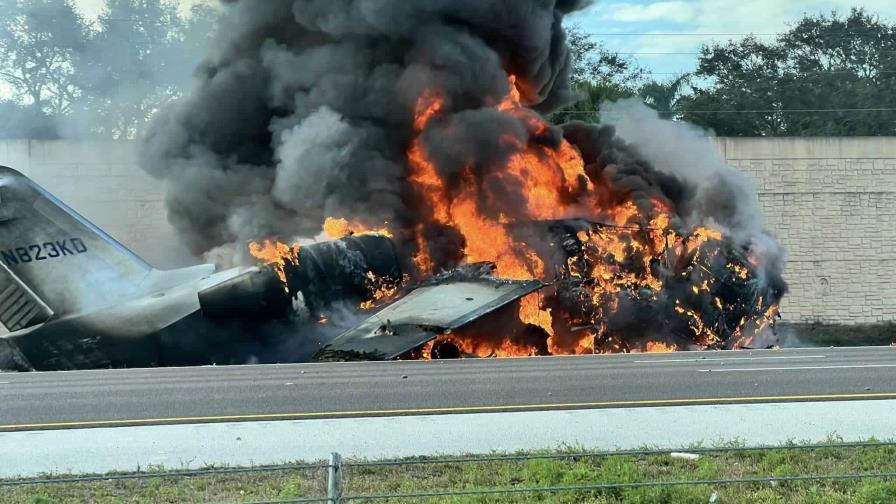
[680,8,896,136]
[639,74,691,120]
[0,0,219,140]
[551,26,647,123]
[0,0,89,119]
[0,100,59,138]
[72,0,218,139]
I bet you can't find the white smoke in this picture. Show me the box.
[273,107,360,213]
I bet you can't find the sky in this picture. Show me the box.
[567,1,896,78]
[54,1,896,83]
[67,1,896,78]
[73,0,204,19]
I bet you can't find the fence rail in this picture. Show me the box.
[0,462,328,488]
[6,442,896,503]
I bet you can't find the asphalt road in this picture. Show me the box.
[1,346,895,431]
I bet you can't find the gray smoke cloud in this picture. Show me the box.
[139,0,783,288]
[138,0,787,352]
[140,0,589,255]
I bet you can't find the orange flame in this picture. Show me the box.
[421,334,542,359]
[272,72,775,360]
[359,272,404,310]
[240,71,777,361]
[518,293,553,337]
[323,217,393,239]
[646,341,677,353]
[404,74,714,357]
[248,240,300,286]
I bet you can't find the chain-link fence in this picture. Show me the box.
[6,442,896,503]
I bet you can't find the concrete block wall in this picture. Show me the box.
[1,138,894,325]
[717,137,896,325]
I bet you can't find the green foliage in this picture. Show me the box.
[25,496,53,504]
[0,0,88,117]
[550,26,645,124]
[7,444,896,503]
[0,100,60,139]
[278,477,309,499]
[0,0,218,140]
[551,80,637,123]
[680,8,896,136]
[639,74,691,120]
[566,26,648,88]
[619,485,711,504]
[71,0,218,139]
[856,480,896,504]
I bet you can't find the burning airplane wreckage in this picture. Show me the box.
[143,0,787,362]
[0,0,788,371]
[253,212,785,361]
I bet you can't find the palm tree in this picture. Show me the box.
[639,74,691,120]
[550,80,639,124]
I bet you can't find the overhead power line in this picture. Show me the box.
[586,31,896,37]
[642,70,896,76]
[637,70,896,75]
[589,32,779,36]
[615,51,896,55]
[616,52,704,55]
[562,107,896,115]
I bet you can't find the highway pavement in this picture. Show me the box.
[2,346,895,431]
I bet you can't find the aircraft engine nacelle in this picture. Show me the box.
[198,267,291,320]
[287,234,403,314]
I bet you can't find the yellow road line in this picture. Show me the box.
[3,392,896,431]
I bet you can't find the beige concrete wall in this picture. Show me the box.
[1,138,894,324]
[718,137,896,325]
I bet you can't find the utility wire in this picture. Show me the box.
[561,107,896,115]
[586,31,896,37]
[242,499,329,504]
[610,50,896,55]
[616,52,706,55]
[641,70,896,75]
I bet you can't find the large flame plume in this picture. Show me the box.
[141,0,786,359]
[396,77,782,357]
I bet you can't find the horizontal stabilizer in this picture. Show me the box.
[0,261,52,332]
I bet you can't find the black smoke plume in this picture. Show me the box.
[140,0,786,352]
[141,0,588,253]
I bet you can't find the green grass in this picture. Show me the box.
[5,442,896,503]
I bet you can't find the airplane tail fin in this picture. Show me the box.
[0,166,153,325]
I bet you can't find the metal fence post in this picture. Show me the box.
[327,452,343,504]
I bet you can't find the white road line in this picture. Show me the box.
[697,364,896,373]
[635,355,827,364]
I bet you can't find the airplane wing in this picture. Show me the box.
[319,279,543,360]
